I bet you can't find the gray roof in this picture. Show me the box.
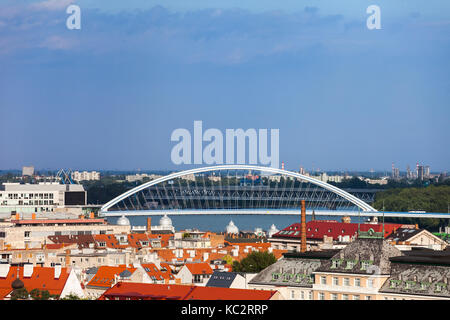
[386,228,423,242]
[119,270,133,278]
[249,252,335,288]
[315,238,403,275]
[379,259,450,298]
[205,271,239,288]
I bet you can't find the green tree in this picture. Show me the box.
[30,288,51,300]
[10,288,29,300]
[232,251,277,273]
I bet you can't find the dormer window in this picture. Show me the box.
[345,260,356,269]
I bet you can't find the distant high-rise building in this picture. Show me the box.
[22,166,34,177]
[406,165,411,179]
[425,166,430,179]
[417,165,424,181]
[299,166,305,175]
[391,163,399,179]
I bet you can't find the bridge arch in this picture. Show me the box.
[100,165,377,213]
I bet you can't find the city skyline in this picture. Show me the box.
[1,0,449,172]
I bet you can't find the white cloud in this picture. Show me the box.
[40,35,77,50]
[31,0,74,11]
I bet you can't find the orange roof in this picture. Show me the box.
[184,286,277,300]
[147,233,172,247]
[93,234,128,250]
[87,266,136,288]
[0,266,70,297]
[99,282,277,300]
[99,282,196,300]
[185,263,213,275]
[0,288,12,300]
[141,263,175,281]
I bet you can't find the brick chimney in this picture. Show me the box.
[31,213,36,220]
[300,200,307,253]
[147,218,152,234]
[90,211,95,219]
[65,249,71,267]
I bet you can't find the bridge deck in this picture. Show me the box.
[99,209,450,219]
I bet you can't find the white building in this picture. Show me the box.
[0,182,87,214]
[72,171,100,182]
[125,174,162,183]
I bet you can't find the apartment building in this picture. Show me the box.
[312,238,402,300]
[248,250,338,300]
[0,182,86,214]
[0,215,130,249]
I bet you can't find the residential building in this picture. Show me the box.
[0,182,87,214]
[177,262,213,285]
[379,250,450,300]
[205,270,247,289]
[312,238,403,300]
[248,250,338,300]
[0,264,85,299]
[269,220,412,251]
[0,215,130,249]
[387,228,448,250]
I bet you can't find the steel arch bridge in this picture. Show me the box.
[100,165,378,216]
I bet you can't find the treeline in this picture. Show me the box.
[373,185,450,231]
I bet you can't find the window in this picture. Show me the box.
[308,291,313,300]
[354,278,361,287]
[361,261,372,270]
[24,231,31,238]
[342,294,349,300]
[301,291,305,300]
[291,291,295,299]
[365,296,372,300]
[331,260,341,269]
[318,292,325,300]
[320,276,327,285]
[332,277,339,286]
[343,278,350,286]
[367,279,374,288]
[331,293,338,300]
[345,260,356,269]
[353,295,360,300]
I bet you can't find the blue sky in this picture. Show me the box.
[0,1,449,172]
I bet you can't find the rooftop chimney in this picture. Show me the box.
[23,264,34,278]
[147,218,152,234]
[90,211,95,219]
[31,213,36,220]
[54,264,62,279]
[0,264,10,278]
[65,249,71,267]
[300,200,307,253]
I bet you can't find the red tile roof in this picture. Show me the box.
[0,266,70,298]
[272,220,406,240]
[184,286,277,300]
[99,282,195,300]
[185,263,213,275]
[141,263,175,281]
[87,266,136,288]
[99,282,277,300]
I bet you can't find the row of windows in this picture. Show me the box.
[320,276,374,288]
[331,259,373,270]
[317,292,372,300]
[4,193,55,200]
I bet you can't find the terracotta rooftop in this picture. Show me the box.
[99,282,277,300]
